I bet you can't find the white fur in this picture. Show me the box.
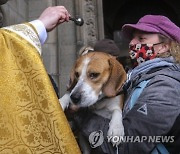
[70,58,100,107]
[60,93,124,147]
[59,92,70,110]
[90,95,124,146]
[59,56,124,151]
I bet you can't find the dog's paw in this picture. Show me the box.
[107,124,124,147]
[59,93,70,110]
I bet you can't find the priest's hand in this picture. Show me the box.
[38,6,70,32]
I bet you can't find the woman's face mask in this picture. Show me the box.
[129,42,163,67]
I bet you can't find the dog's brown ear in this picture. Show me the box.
[67,66,77,92]
[103,58,127,97]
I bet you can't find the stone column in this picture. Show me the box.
[56,0,77,96]
[75,0,104,51]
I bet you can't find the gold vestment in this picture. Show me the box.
[0,23,80,154]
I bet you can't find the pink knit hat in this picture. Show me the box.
[122,15,180,42]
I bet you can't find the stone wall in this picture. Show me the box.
[1,0,28,26]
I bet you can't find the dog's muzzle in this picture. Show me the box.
[70,92,81,104]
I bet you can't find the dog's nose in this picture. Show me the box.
[70,93,81,104]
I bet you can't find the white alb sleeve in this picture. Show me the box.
[29,20,47,45]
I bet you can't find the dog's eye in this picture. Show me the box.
[89,72,100,79]
[75,72,79,78]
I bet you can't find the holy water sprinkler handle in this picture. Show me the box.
[69,17,84,26]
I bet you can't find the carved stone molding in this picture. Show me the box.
[75,0,104,49]
[84,0,97,45]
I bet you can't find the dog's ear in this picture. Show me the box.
[67,66,77,92]
[102,58,127,97]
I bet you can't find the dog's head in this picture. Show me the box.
[67,52,127,108]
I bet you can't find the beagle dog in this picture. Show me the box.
[60,51,127,152]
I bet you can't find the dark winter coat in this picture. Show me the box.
[120,57,180,154]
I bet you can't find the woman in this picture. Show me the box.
[120,15,180,154]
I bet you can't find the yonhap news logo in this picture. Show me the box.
[89,130,174,148]
[88,130,104,148]
[107,135,175,146]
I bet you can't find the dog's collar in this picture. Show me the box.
[97,82,125,101]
